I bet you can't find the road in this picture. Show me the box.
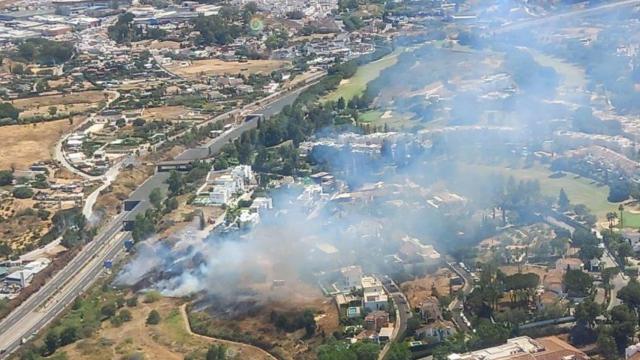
[600,245,628,311]
[53,89,120,181]
[176,75,324,161]
[0,76,320,359]
[379,277,410,360]
[447,262,474,332]
[0,213,127,356]
[82,156,131,222]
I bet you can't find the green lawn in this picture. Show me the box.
[460,163,640,226]
[324,49,402,103]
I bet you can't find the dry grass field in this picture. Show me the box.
[168,59,290,78]
[140,106,196,121]
[11,90,110,119]
[0,119,75,170]
[58,297,269,360]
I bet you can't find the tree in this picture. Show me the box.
[149,187,163,210]
[131,212,155,242]
[44,331,59,355]
[469,321,510,349]
[617,241,633,265]
[48,106,57,116]
[12,187,34,199]
[146,309,161,325]
[118,309,132,322]
[0,170,13,186]
[574,299,601,328]
[563,270,593,297]
[610,304,637,351]
[126,297,138,307]
[167,170,183,196]
[59,326,77,346]
[606,212,618,229]
[164,197,178,213]
[597,332,618,360]
[617,279,640,310]
[619,204,625,228]
[558,188,570,211]
[0,103,20,120]
[101,303,117,318]
[387,342,411,360]
[206,344,227,360]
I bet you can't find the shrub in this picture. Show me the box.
[146,309,160,325]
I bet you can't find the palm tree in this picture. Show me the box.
[619,204,625,229]
[607,212,618,230]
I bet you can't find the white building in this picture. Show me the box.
[250,197,273,213]
[232,165,253,182]
[362,276,388,311]
[209,186,230,205]
[238,209,260,228]
[4,269,34,287]
[340,265,363,291]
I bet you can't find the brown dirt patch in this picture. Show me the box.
[400,267,457,309]
[11,90,109,110]
[0,119,75,170]
[140,106,195,121]
[168,59,290,78]
[499,264,550,279]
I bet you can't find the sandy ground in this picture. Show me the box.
[168,59,290,78]
[0,119,75,170]
[20,103,94,118]
[400,267,458,309]
[499,264,550,279]
[11,90,109,114]
[140,106,195,121]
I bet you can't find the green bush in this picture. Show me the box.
[146,309,161,325]
[12,187,34,199]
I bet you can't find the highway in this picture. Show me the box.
[0,212,127,356]
[0,76,320,359]
[176,75,323,161]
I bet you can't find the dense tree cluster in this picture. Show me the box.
[108,13,167,44]
[270,309,316,338]
[0,103,20,121]
[193,14,241,46]
[16,38,74,65]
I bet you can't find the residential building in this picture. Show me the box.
[415,320,456,342]
[398,236,441,265]
[626,343,640,360]
[446,336,588,360]
[238,209,259,229]
[378,327,393,343]
[364,311,389,331]
[340,265,363,291]
[347,306,361,319]
[420,296,442,322]
[250,197,273,213]
[362,276,388,311]
[209,187,230,205]
[555,257,584,272]
[4,269,34,287]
